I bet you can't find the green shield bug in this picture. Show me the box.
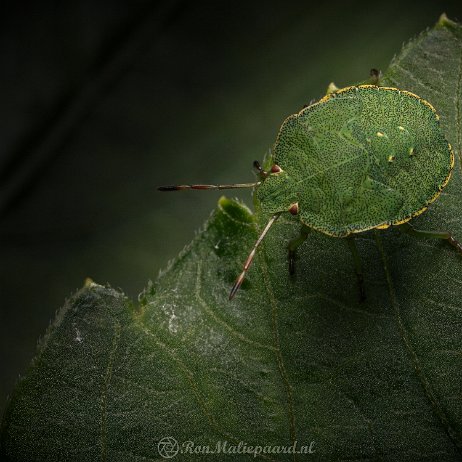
[159,84,460,300]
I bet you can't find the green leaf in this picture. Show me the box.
[2,15,462,461]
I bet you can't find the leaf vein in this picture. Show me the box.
[138,325,279,461]
[100,320,121,462]
[259,245,297,461]
[374,231,462,453]
[195,262,277,351]
[456,43,462,172]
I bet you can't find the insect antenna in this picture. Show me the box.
[158,182,260,191]
[229,212,281,300]
[253,160,268,179]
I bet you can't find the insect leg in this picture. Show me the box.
[229,213,281,300]
[369,68,382,85]
[288,225,311,275]
[398,223,462,255]
[346,236,366,302]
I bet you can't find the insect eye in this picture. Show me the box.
[288,202,299,215]
[271,165,282,173]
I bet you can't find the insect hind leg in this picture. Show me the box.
[398,222,462,255]
[346,236,366,303]
[288,225,311,275]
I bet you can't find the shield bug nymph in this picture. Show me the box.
[159,85,461,300]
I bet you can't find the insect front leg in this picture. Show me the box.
[288,225,311,275]
[369,68,382,85]
[398,222,462,255]
[346,236,366,302]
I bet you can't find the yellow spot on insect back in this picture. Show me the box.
[408,147,415,156]
[398,126,405,131]
[376,132,385,137]
[388,155,395,162]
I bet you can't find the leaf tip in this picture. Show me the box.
[82,277,103,289]
[218,196,254,224]
[436,13,457,29]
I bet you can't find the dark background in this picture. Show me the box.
[1,0,461,415]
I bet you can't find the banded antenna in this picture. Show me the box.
[229,213,281,300]
[158,160,270,192]
[158,182,260,191]
[158,169,280,300]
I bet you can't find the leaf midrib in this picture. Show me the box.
[374,230,462,454]
[260,238,297,461]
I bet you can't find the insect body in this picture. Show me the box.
[159,85,460,300]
